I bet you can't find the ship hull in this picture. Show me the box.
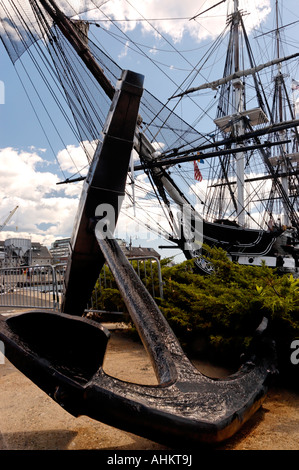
[181,219,298,275]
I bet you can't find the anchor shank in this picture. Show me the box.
[95,233,186,384]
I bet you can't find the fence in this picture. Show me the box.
[131,257,164,299]
[87,256,164,313]
[0,264,64,311]
[0,256,164,314]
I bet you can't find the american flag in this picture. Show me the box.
[193,160,203,182]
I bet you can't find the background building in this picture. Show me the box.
[116,239,161,260]
[31,242,52,266]
[50,238,71,264]
[3,238,32,266]
[0,238,52,267]
[0,236,160,268]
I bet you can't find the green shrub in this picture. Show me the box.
[92,246,299,375]
[158,247,299,371]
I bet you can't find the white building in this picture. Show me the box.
[50,238,71,264]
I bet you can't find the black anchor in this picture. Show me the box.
[0,69,276,447]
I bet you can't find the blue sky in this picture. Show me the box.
[0,0,298,261]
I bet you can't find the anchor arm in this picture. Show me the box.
[95,232,186,385]
[0,301,276,447]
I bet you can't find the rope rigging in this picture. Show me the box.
[1,0,299,253]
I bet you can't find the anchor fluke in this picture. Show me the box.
[0,311,109,416]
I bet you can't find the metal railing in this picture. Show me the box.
[129,256,163,299]
[0,256,164,316]
[87,256,164,314]
[0,264,63,311]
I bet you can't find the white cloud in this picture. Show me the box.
[57,140,97,175]
[118,40,130,59]
[0,147,58,202]
[0,147,80,247]
[97,0,271,43]
[0,145,167,249]
[0,143,171,251]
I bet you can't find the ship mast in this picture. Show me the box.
[232,0,245,226]
[275,0,290,226]
[208,0,271,227]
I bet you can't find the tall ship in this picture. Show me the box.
[166,0,299,274]
[1,0,299,274]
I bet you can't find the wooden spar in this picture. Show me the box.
[133,139,291,170]
[170,52,299,99]
[139,117,299,163]
[37,0,115,100]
